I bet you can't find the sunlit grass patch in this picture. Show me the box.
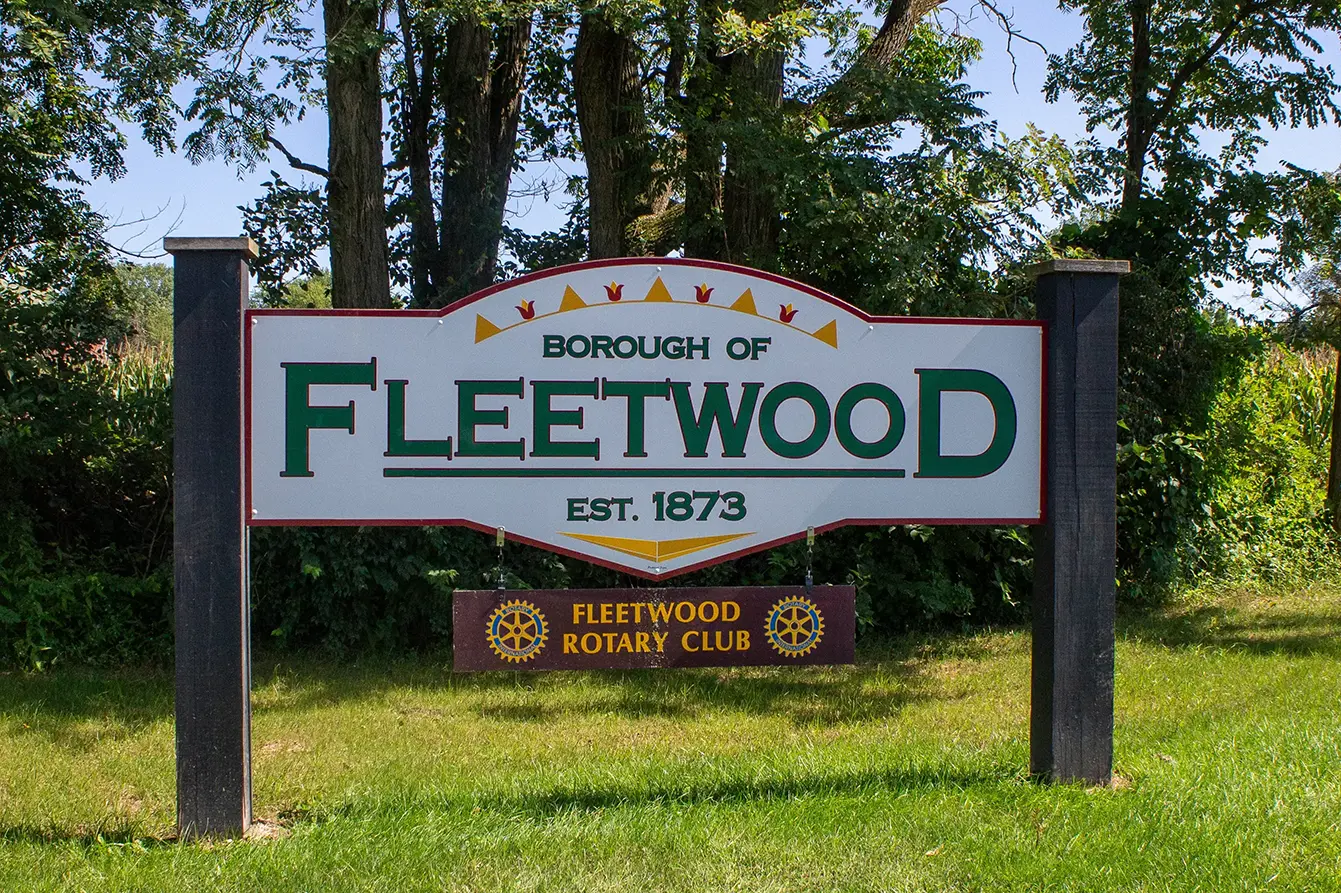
[1,583,1338,891]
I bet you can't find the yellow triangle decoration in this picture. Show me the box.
[475,314,502,343]
[559,286,586,312]
[730,289,758,315]
[561,532,754,563]
[643,277,674,302]
[812,319,839,348]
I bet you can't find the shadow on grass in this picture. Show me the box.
[1119,605,1341,658]
[482,761,1026,817]
[0,641,947,750]
[472,654,944,724]
[0,754,1028,848]
[0,821,176,848]
[0,668,172,752]
[304,755,1030,828]
[275,638,955,727]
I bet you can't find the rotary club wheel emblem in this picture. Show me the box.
[765,597,824,658]
[486,599,548,663]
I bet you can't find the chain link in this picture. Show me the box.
[804,526,815,594]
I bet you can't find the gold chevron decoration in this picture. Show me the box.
[730,289,759,315]
[475,314,502,343]
[559,286,587,312]
[561,532,754,563]
[812,319,839,348]
[643,277,674,302]
[469,279,838,348]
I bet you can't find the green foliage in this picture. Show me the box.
[1116,341,1341,598]
[241,174,330,302]
[1048,0,1341,295]
[0,0,202,274]
[0,273,174,667]
[278,271,333,308]
[774,28,1083,316]
[1116,429,1210,598]
[113,263,174,347]
[1198,346,1339,580]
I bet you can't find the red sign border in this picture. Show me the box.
[243,257,1048,581]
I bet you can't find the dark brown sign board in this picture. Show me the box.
[453,586,855,671]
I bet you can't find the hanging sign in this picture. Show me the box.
[452,586,855,671]
[247,259,1044,578]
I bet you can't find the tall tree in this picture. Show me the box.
[572,10,663,258]
[431,13,533,302]
[324,0,393,307]
[1046,0,1341,437]
[185,0,536,307]
[1048,0,1341,287]
[571,0,953,265]
[0,0,200,281]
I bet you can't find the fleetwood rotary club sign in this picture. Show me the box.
[247,259,1044,578]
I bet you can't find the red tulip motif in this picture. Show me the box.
[605,282,624,302]
[516,299,536,320]
[779,303,797,323]
[694,283,713,303]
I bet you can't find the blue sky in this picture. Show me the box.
[87,3,1340,309]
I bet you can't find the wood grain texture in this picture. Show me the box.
[1031,268,1121,784]
[172,247,252,837]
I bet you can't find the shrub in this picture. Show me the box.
[0,274,174,666]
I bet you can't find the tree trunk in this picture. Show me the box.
[682,0,727,260]
[324,0,393,309]
[396,0,439,307]
[821,0,942,107]
[573,13,656,259]
[1329,346,1341,532]
[720,0,784,269]
[1121,0,1154,215]
[432,14,532,305]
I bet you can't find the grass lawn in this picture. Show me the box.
[2,583,1339,891]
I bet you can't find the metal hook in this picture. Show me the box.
[804,526,815,595]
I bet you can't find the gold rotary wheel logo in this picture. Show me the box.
[765,597,824,658]
[486,599,548,663]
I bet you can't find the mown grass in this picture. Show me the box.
[2,583,1339,891]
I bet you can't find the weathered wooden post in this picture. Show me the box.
[165,236,256,837]
[1028,258,1129,785]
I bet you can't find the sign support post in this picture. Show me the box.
[165,237,257,837]
[1028,258,1129,785]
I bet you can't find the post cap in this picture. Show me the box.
[1026,258,1130,277]
[163,237,259,260]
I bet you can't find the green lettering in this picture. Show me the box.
[758,382,830,459]
[915,369,1017,478]
[531,379,600,459]
[384,380,452,458]
[602,379,670,457]
[456,378,525,459]
[834,383,905,459]
[670,382,762,458]
[281,360,377,477]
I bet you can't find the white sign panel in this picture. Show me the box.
[247,259,1043,578]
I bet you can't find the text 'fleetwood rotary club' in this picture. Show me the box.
[452,586,855,671]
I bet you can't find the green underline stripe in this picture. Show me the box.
[383,467,906,479]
